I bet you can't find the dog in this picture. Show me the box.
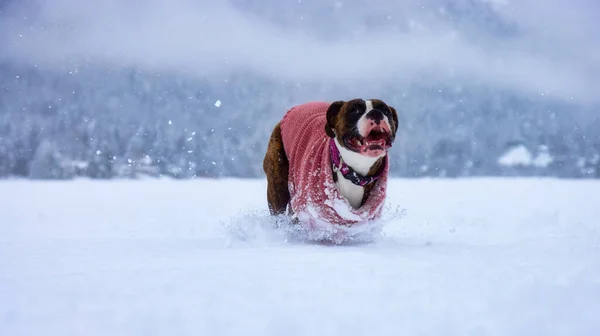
[263,99,398,228]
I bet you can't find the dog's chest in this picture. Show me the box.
[335,171,364,209]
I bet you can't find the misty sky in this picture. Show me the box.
[1,0,599,104]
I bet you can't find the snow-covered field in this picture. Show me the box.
[1,178,600,335]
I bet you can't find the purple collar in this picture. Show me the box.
[329,138,386,187]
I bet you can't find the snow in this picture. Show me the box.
[323,198,364,222]
[498,144,533,166]
[498,145,554,168]
[533,146,554,168]
[214,100,222,107]
[1,178,600,335]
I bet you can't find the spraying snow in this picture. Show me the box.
[1,178,599,335]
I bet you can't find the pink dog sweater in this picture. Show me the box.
[279,102,389,227]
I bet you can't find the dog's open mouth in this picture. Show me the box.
[346,126,392,157]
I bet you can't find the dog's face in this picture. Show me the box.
[325,98,398,158]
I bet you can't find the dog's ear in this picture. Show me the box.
[325,101,344,138]
[388,105,399,137]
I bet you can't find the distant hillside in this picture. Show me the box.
[0,0,598,179]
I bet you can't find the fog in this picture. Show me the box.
[3,0,599,103]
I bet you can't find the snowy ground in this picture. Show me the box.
[1,178,600,336]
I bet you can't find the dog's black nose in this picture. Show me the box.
[366,109,384,124]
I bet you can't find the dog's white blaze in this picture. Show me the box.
[365,99,374,113]
[334,138,379,209]
[357,100,374,137]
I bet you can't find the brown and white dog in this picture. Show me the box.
[263,98,398,227]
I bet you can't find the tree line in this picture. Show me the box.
[0,63,598,180]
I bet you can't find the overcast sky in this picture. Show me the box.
[1,0,599,104]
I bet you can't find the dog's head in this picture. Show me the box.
[325,98,398,158]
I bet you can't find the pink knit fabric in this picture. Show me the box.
[280,102,389,228]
